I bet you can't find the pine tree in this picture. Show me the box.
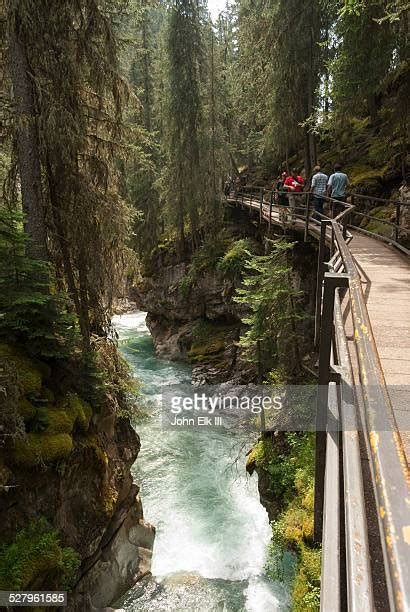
[6,0,133,345]
[162,0,205,254]
[234,240,303,378]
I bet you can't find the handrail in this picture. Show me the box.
[227,185,409,254]
[328,222,410,611]
[224,189,410,611]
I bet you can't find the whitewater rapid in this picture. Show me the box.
[113,312,289,611]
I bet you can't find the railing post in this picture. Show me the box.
[314,220,331,348]
[259,188,263,223]
[269,191,273,231]
[314,272,349,543]
[304,192,310,242]
[395,203,401,243]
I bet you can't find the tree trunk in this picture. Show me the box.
[9,18,47,261]
[141,16,152,132]
[46,158,91,345]
[210,31,218,217]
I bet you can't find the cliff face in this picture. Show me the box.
[132,259,256,385]
[0,344,154,610]
[131,210,318,386]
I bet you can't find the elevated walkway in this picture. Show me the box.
[349,232,410,461]
[225,189,410,611]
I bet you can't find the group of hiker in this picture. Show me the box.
[224,163,351,227]
[225,164,350,223]
[275,164,350,221]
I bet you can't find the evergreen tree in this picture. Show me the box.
[6,0,133,345]
[331,0,396,122]
[162,0,206,254]
[235,240,303,378]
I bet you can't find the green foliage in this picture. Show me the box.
[292,544,321,611]
[0,210,78,359]
[177,232,237,296]
[331,1,395,117]
[0,518,80,590]
[6,0,136,342]
[216,238,253,276]
[191,233,231,274]
[260,433,320,611]
[234,240,302,372]
[178,274,194,299]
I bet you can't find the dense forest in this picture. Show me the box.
[0,0,408,609]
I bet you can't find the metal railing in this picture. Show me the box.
[226,186,410,256]
[225,188,410,611]
[315,219,410,611]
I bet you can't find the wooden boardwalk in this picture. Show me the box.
[228,194,410,608]
[348,232,410,462]
[228,195,410,460]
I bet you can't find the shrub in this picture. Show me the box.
[0,518,80,590]
[216,238,252,276]
[178,274,194,299]
[292,544,321,611]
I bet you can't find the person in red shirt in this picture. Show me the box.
[284,168,304,222]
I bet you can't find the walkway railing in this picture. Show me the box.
[227,186,410,256]
[225,188,410,611]
[316,219,410,612]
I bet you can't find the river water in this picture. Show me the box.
[113,312,289,612]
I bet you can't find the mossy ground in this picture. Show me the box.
[0,341,93,467]
[12,433,74,467]
[0,343,43,395]
[253,433,320,611]
[188,320,237,364]
[358,204,395,238]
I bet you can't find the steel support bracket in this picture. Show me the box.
[314,272,350,543]
[329,365,342,383]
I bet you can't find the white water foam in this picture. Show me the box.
[114,312,290,611]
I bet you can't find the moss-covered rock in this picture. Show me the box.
[102,485,118,517]
[12,433,73,467]
[188,339,226,363]
[360,204,395,238]
[17,398,36,422]
[348,163,390,188]
[0,462,11,487]
[0,344,43,395]
[188,320,237,364]
[47,393,92,435]
[85,434,109,466]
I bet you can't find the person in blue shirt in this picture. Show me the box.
[311,165,328,217]
[327,163,350,217]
